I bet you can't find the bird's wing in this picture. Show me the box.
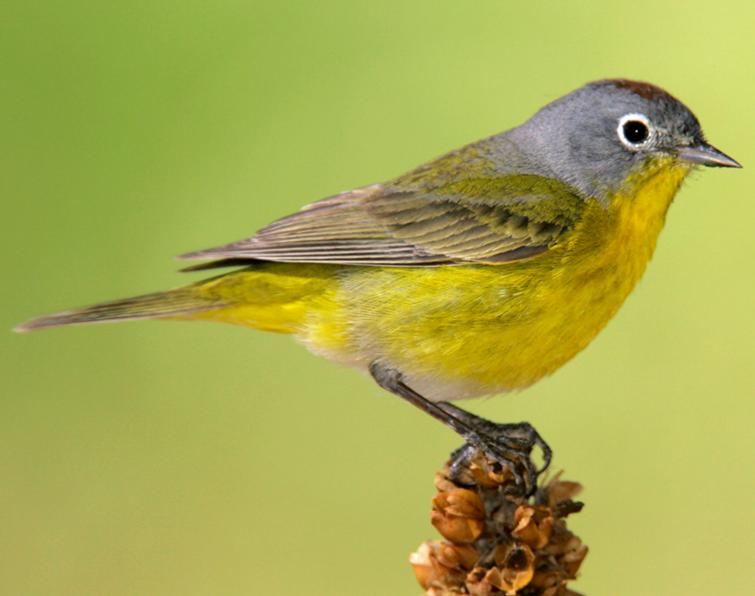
[179,176,585,267]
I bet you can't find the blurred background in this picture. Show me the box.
[2,1,753,594]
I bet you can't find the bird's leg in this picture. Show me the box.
[369,362,551,495]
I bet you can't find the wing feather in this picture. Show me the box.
[179,177,584,267]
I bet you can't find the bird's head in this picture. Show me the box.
[508,79,740,200]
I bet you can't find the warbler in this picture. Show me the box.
[16,79,740,490]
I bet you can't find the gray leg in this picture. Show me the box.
[369,362,551,495]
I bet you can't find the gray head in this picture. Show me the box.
[505,79,740,199]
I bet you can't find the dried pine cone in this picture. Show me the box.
[410,449,587,596]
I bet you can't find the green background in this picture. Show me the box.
[2,2,753,595]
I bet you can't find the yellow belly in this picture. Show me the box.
[298,159,691,399]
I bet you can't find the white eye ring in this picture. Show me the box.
[617,113,654,150]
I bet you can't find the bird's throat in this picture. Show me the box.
[599,158,691,284]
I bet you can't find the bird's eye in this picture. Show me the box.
[617,113,653,149]
[623,120,648,143]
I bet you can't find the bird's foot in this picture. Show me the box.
[439,403,551,497]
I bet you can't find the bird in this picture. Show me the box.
[16,79,740,492]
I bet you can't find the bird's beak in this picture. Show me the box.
[677,143,742,168]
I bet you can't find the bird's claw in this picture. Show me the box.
[440,405,551,496]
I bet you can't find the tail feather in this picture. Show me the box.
[14,263,337,334]
[14,288,220,333]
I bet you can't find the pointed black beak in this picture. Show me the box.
[678,143,742,168]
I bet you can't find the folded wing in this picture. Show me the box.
[179,177,584,267]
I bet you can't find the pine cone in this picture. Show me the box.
[410,450,587,595]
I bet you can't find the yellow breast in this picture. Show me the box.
[502,158,692,387]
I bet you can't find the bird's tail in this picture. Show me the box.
[14,263,338,334]
[13,286,220,333]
